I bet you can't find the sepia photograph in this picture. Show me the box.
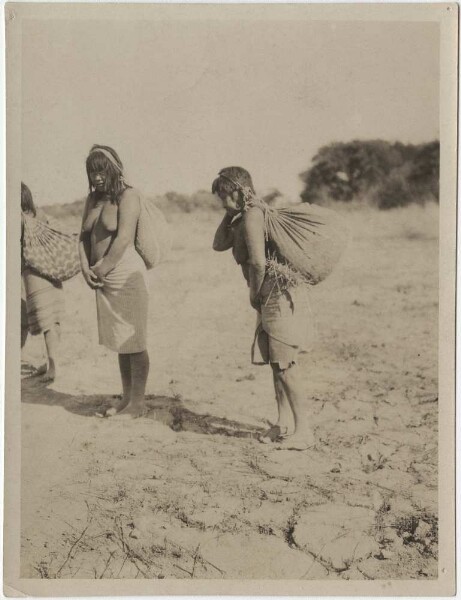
[4,2,457,596]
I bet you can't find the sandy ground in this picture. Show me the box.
[20,203,438,580]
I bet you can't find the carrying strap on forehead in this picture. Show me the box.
[90,147,123,173]
[218,172,255,202]
[217,172,269,235]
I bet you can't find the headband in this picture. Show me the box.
[218,172,254,202]
[90,147,123,173]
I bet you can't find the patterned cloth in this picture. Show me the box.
[95,246,149,353]
[22,268,64,335]
[251,277,315,369]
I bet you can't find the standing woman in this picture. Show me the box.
[21,183,64,382]
[212,167,315,450]
[79,144,149,419]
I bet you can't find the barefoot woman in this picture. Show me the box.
[212,167,315,450]
[21,183,64,382]
[79,145,149,418]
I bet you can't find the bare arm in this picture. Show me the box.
[243,207,267,311]
[78,196,102,289]
[78,196,92,274]
[91,189,140,279]
[212,212,234,251]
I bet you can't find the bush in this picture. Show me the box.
[300,140,439,210]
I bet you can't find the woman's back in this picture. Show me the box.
[22,208,63,292]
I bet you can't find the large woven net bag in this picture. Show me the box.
[135,196,171,270]
[244,193,349,285]
[21,212,81,283]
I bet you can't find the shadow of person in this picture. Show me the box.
[144,395,263,439]
[21,378,263,440]
[21,376,116,417]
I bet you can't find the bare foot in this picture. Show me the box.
[275,432,315,451]
[259,424,293,444]
[40,367,55,383]
[31,363,47,377]
[110,403,147,420]
[95,396,131,418]
[110,396,130,414]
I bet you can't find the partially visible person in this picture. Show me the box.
[79,144,150,419]
[21,279,29,349]
[21,182,64,382]
[212,167,315,450]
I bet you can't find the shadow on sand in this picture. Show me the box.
[21,362,263,440]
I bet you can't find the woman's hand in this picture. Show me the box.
[212,212,234,252]
[82,268,103,289]
[90,260,109,283]
[244,207,266,310]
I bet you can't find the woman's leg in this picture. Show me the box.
[21,326,29,349]
[41,324,60,382]
[271,363,294,432]
[277,362,315,449]
[116,353,132,412]
[130,350,149,413]
[115,350,149,418]
[21,299,29,349]
[260,364,294,443]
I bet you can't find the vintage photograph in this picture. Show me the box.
[4,2,457,596]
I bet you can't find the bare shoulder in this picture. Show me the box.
[119,187,141,211]
[243,206,265,230]
[84,192,97,212]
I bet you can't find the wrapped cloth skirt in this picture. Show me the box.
[251,277,315,369]
[95,246,148,354]
[22,268,64,335]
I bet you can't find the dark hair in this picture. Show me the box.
[86,144,131,204]
[21,182,36,216]
[212,166,255,205]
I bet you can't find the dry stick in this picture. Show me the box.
[247,457,293,482]
[113,519,152,578]
[200,557,226,576]
[55,523,91,578]
[191,544,201,578]
[175,564,193,577]
[115,537,150,579]
[117,554,128,578]
[71,566,81,579]
[99,551,116,579]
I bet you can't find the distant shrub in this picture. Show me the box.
[43,199,85,220]
[154,190,220,213]
[371,170,414,210]
[300,140,439,210]
[41,190,221,223]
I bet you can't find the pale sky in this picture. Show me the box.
[21,17,439,205]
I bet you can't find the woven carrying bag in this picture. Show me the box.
[22,212,81,283]
[257,201,349,285]
[135,196,171,270]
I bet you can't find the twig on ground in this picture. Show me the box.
[99,551,116,578]
[55,523,91,578]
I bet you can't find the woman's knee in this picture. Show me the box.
[130,350,150,368]
[271,360,296,372]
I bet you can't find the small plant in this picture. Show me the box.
[265,255,314,294]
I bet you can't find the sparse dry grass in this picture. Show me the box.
[21,204,438,580]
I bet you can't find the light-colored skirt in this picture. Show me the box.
[95,246,148,354]
[22,269,64,335]
[251,278,315,369]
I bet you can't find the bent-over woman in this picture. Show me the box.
[21,182,64,382]
[79,145,149,419]
[212,167,315,450]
